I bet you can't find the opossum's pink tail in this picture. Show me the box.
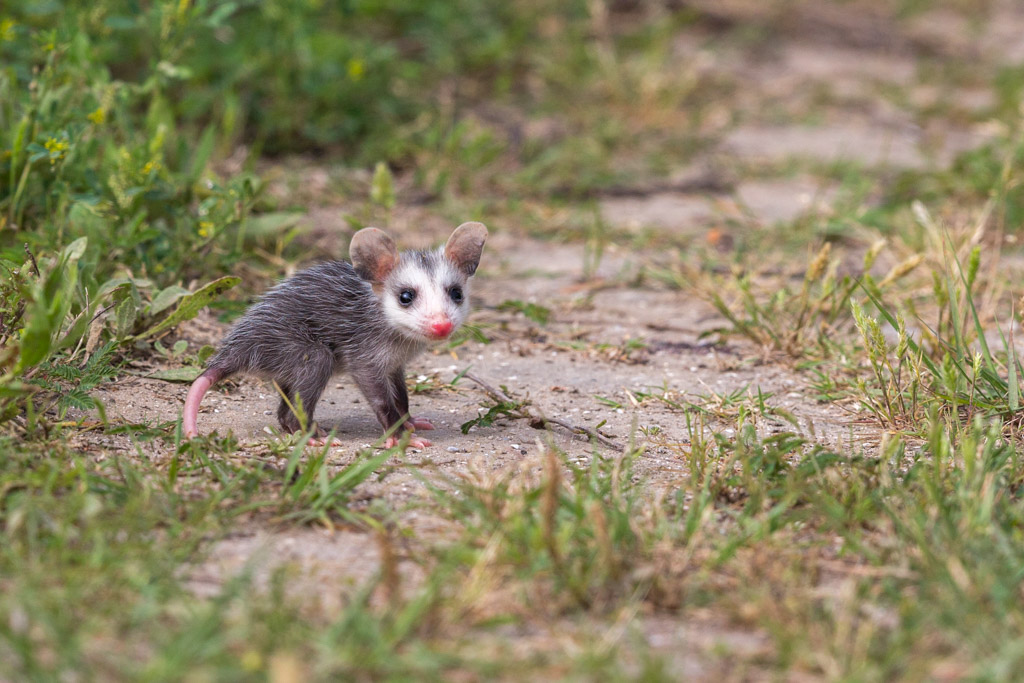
[182,367,225,438]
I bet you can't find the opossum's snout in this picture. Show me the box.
[427,317,453,339]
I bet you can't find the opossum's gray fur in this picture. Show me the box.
[209,260,424,393]
[182,222,487,442]
[208,253,452,433]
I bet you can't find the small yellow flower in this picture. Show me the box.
[87,107,106,125]
[347,58,365,81]
[44,136,69,164]
[198,221,214,238]
[142,160,161,175]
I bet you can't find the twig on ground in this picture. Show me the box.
[462,370,625,451]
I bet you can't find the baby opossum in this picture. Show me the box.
[182,222,487,449]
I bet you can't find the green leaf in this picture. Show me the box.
[62,236,88,264]
[16,238,89,372]
[188,125,217,182]
[149,285,190,316]
[10,114,29,187]
[99,277,151,299]
[115,296,137,337]
[133,367,203,383]
[17,308,55,372]
[197,344,216,364]
[244,212,306,237]
[134,276,240,340]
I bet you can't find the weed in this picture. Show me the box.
[1,237,239,431]
[275,440,394,528]
[496,299,552,326]
[461,397,529,434]
[681,241,886,358]
[554,336,648,363]
[426,440,648,610]
[853,222,1023,433]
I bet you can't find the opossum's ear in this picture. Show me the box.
[445,222,488,276]
[350,228,399,283]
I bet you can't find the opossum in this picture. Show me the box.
[182,222,487,449]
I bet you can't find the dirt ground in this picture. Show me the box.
[79,0,1024,676]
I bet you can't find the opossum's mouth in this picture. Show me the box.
[424,329,453,341]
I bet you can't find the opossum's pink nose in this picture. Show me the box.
[429,318,453,339]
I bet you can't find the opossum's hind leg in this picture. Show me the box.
[183,367,226,438]
[275,381,295,431]
[274,346,334,437]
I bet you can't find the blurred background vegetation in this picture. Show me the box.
[0,0,606,418]
[1,0,588,281]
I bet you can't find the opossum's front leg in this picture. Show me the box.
[389,368,435,432]
[385,367,432,449]
[351,367,431,449]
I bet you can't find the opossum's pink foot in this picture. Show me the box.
[307,426,342,447]
[383,433,432,449]
[409,417,435,430]
[307,435,343,447]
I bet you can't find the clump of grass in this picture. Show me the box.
[425,441,648,611]
[0,235,240,434]
[680,240,921,358]
[650,407,1024,678]
[853,219,1023,433]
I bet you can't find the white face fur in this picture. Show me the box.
[379,248,470,342]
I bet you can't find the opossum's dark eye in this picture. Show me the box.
[398,289,416,306]
[448,286,464,304]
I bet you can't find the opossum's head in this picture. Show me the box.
[350,222,487,342]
